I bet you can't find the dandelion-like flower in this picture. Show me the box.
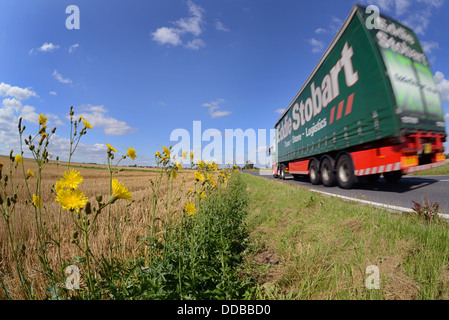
[185,202,196,216]
[15,154,23,164]
[33,194,42,208]
[83,119,93,129]
[176,161,182,170]
[106,143,117,153]
[182,151,188,160]
[112,178,133,201]
[27,169,34,178]
[199,191,206,199]
[55,188,88,212]
[195,171,204,181]
[155,151,161,157]
[190,152,194,160]
[61,169,84,189]
[55,179,65,192]
[162,146,171,157]
[127,147,137,160]
[39,114,48,126]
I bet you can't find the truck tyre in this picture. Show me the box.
[280,165,286,180]
[336,154,356,189]
[321,157,336,187]
[309,158,321,185]
[384,171,402,184]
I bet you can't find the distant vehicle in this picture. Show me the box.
[271,4,446,189]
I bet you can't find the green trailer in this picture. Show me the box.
[273,4,446,189]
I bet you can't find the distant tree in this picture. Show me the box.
[243,160,254,170]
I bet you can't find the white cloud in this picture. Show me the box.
[29,42,60,55]
[0,98,63,156]
[47,134,108,164]
[275,108,285,114]
[185,38,205,50]
[314,27,327,34]
[215,20,230,32]
[53,70,73,85]
[202,99,232,119]
[421,41,440,54]
[68,43,79,53]
[20,105,39,125]
[309,38,325,53]
[0,82,38,100]
[76,104,136,135]
[435,71,449,105]
[175,0,204,36]
[151,0,205,50]
[152,27,183,46]
[49,91,57,96]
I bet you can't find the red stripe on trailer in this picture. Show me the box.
[329,107,336,124]
[345,93,354,116]
[336,100,345,120]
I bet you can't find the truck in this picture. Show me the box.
[271,4,447,189]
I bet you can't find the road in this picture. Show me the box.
[243,170,449,216]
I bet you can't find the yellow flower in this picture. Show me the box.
[185,202,196,216]
[182,151,188,160]
[15,154,23,164]
[172,171,177,179]
[188,188,193,193]
[195,171,204,181]
[106,143,117,153]
[61,169,84,189]
[27,169,34,178]
[190,152,194,160]
[112,178,133,201]
[39,113,48,126]
[162,146,171,157]
[199,191,206,199]
[127,147,137,160]
[33,194,42,208]
[55,179,65,192]
[0,162,4,170]
[155,151,161,157]
[55,188,88,212]
[83,119,93,129]
[176,161,182,170]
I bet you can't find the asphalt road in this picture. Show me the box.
[243,170,449,215]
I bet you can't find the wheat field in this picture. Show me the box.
[0,155,197,299]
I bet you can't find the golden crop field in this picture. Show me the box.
[0,110,237,301]
[0,154,202,299]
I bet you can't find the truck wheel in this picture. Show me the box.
[384,171,402,184]
[321,157,336,187]
[309,158,321,185]
[336,154,356,189]
[280,165,286,180]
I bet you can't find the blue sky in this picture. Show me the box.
[1,0,448,166]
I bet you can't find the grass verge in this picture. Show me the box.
[241,173,449,300]
[407,161,449,176]
[80,172,257,300]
